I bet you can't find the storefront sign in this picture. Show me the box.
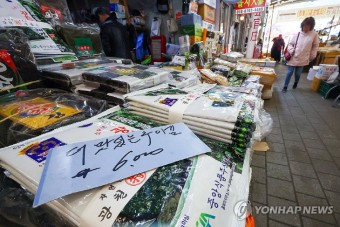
[235,0,266,15]
[278,5,340,22]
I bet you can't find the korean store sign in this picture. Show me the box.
[235,0,266,15]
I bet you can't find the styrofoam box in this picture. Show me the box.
[197,0,216,9]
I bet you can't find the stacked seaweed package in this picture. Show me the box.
[126,84,261,149]
[0,88,107,148]
[0,108,251,227]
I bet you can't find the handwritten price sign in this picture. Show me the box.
[33,123,210,207]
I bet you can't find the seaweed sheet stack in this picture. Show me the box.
[126,84,262,149]
[74,69,200,106]
[0,108,251,226]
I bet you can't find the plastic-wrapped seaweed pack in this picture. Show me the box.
[0,108,251,226]
[0,28,39,95]
[39,57,132,89]
[211,64,231,77]
[82,64,172,93]
[220,52,244,63]
[74,83,126,106]
[55,23,103,57]
[0,88,108,147]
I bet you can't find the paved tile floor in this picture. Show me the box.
[249,63,340,227]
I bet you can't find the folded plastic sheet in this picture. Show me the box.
[82,64,172,93]
[0,88,107,148]
[0,108,251,227]
[39,57,132,88]
[0,29,40,95]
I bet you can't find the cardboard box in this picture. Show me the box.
[202,20,215,31]
[197,0,216,9]
[189,36,202,44]
[311,76,324,92]
[180,25,203,36]
[198,4,216,24]
[180,13,202,26]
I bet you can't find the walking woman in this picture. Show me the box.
[282,17,319,92]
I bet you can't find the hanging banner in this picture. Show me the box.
[278,5,340,23]
[246,12,262,58]
[235,0,266,15]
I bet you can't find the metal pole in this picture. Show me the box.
[266,5,275,55]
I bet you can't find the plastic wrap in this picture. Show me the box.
[0,168,75,227]
[213,58,237,69]
[253,109,273,141]
[0,28,39,95]
[82,64,172,93]
[220,52,244,63]
[0,88,108,147]
[200,69,229,85]
[55,23,103,57]
[0,109,251,226]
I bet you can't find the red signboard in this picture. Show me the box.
[235,0,266,15]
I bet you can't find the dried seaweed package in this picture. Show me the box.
[0,88,107,147]
[36,0,74,25]
[55,23,103,57]
[82,65,171,93]
[40,58,114,88]
[0,29,39,95]
[74,83,126,106]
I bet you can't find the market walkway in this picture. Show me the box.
[250,63,340,227]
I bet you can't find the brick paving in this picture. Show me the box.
[249,63,340,227]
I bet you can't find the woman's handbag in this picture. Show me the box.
[284,32,300,61]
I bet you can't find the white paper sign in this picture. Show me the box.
[33,123,211,207]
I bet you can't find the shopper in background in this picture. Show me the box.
[282,17,319,92]
[94,7,132,59]
[270,37,281,62]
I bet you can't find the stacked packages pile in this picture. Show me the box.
[0,0,75,62]
[0,108,252,226]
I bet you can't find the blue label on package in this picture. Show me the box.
[25,137,66,163]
